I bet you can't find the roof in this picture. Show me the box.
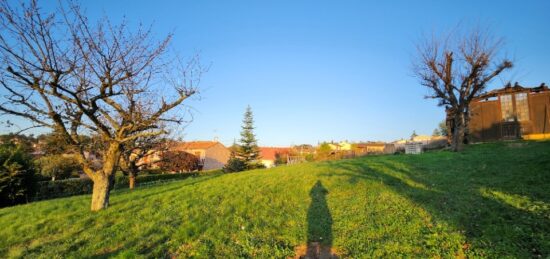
[393,139,408,144]
[412,135,433,142]
[293,144,314,150]
[356,141,388,147]
[174,141,222,150]
[476,82,549,100]
[366,143,386,147]
[260,147,291,161]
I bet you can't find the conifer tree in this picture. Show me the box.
[236,106,262,169]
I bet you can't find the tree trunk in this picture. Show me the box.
[91,174,111,211]
[463,107,471,144]
[128,161,139,189]
[129,174,136,190]
[451,112,465,152]
[90,142,121,211]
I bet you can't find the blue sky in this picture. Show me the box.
[3,1,550,146]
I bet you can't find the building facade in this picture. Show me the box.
[259,147,291,168]
[173,141,231,171]
[355,142,396,155]
[460,83,550,142]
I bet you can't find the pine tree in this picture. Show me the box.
[236,105,262,169]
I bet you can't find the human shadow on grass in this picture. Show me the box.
[297,180,338,259]
[320,158,550,257]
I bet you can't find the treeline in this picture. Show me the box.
[0,133,210,208]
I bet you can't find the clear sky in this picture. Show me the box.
[3,1,550,146]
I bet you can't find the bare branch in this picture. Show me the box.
[412,25,512,151]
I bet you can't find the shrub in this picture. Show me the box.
[223,157,246,173]
[316,142,333,161]
[274,152,287,166]
[247,161,266,170]
[33,172,199,201]
[140,168,163,175]
[113,173,198,189]
[35,155,81,181]
[34,178,93,200]
[157,151,201,172]
[0,144,37,207]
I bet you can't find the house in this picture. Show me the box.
[327,141,352,151]
[327,143,339,151]
[411,135,433,144]
[393,135,447,151]
[259,147,291,168]
[172,141,231,170]
[411,135,447,150]
[451,83,550,142]
[293,144,315,155]
[288,144,314,164]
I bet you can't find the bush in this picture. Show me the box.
[0,144,37,207]
[113,173,198,189]
[274,153,287,166]
[35,155,81,181]
[157,151,201,172]
[140,168,163,175]
[33,172,199,201]
[34,178,93,200]
[223,157,247,173]
[247,162,266,170]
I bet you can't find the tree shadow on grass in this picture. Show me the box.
[111,174,222,207]
[31,174,225,258]
[320,157,550,257]
[88,226,172,258]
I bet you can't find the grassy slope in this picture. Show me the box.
[0,141,549,258]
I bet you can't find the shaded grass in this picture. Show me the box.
[0,141,549,258]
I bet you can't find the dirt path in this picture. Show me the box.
[293,242,339,259]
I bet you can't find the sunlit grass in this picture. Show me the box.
[0,140,549,258]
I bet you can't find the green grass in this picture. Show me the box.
[1,141,549,258]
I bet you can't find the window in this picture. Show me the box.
[515,93,529,121]
[500,94,514,122]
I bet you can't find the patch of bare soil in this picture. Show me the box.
[293,242,339,259]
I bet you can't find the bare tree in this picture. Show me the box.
[413,27,512,151]
[119,134,168,190]
[0,0,203,210]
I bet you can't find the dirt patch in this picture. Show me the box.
[293,242,339,259]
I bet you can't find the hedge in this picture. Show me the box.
[33,172,201,201]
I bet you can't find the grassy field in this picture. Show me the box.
[0,141,549,258]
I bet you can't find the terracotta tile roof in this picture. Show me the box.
[174,141,221,150]
[260,147,291,161]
